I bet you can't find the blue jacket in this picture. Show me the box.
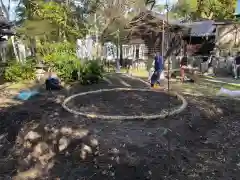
[154,55,163,71]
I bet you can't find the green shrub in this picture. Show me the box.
[146,59,154,71]
[43,51,81,82]
[38,42,75,57]
[6,39,15,60]
[4,61,36,82]
[40,42,79,82]
[41,42,104,84]
[80,60,104,85]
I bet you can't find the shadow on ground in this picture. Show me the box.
[0,74,239,179]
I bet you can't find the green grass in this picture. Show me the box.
[3,80,38,91]
[201,78,240,90]
[103,67,149,78]
[104,66,240,94]
[222,84,240,90]
[7,82,30,89]
[174,80,240,98]
[120,68,148,78]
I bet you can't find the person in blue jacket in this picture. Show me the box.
[45,70,62,90]
[151,52,163,87]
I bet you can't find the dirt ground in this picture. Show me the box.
[0,74,240,180]
[68,90,181,116]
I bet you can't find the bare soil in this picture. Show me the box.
[67,90,181,116]
[0,74,239,180]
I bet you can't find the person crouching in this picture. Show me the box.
[45,70,62,90]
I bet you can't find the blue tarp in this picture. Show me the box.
[15,90,39,101]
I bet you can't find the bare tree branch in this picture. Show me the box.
[0,0,10,20]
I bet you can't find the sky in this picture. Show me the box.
[2,0,18,20]
[156,0,178,5]
[235,0,240,15]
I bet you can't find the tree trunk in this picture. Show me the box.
[120,43,123,66]
[0,0,10,20]
[0,47,6,63]
[29,38,37,57]
[11,36,20,62]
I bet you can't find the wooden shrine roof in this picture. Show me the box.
[0,7,14,37]
[125,10,189,38]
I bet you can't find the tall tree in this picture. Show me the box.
[171,0,197,20]
[195,0,236,20]
[0,0,11,20]
[145,0,156,10]
[16,0,88,50]
[171,0,236,20]
[91,0,145,38]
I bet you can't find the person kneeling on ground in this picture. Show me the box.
[45,71,62,90]
[151,52,163,87]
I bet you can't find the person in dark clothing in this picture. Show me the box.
[233,52,240,79]
[151,52,163,87]
[180,56,188,83]
[45,71,62,90]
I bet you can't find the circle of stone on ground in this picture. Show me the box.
[62,88,187,120]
